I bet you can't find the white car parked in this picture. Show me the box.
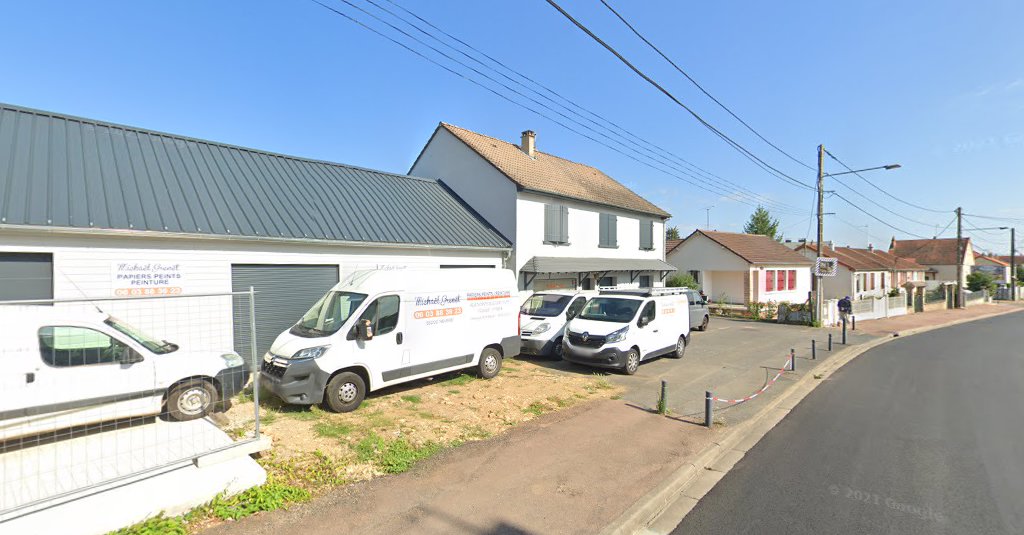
[263,268,520,413]
[0,307,248,442]
[519,290,594,359]
[562,288,691,375]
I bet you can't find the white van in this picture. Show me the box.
[263,268,520,412]
[519,290,594,359]
[562,288,691,375]
[0,307,248,442]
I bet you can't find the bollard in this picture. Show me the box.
[790,348,796,371]
[842,317,847,345]
[658,380,668,415]
[812,339,816,360]
[852,316,856,331]
[828,333,833,351]
[705,391,713,428]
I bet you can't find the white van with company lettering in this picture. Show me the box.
[562,288,690,375]
[263,268,520,412]
[519,290,595,359]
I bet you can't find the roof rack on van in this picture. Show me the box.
[598,287,689,297]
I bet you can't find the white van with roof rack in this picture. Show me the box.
[561,287,690,375]
[519,290,595,359]
[262,268,520,413]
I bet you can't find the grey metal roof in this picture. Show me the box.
[521,256,676,273]
[0,103,509,249]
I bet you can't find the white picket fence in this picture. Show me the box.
[848,295,908,322]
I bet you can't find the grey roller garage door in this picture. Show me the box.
[0,253,53,301]
[231,264,340,359]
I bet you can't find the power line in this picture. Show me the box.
[376,0,800,213]
[312,0,806,213]
[598,0,815,172]
[831,177,941,228]
[823,149,948,214]
[936,214,957,237]
[962,212,1024,224]
[831,191,931,239]
[543,0,815,191]
[365,0,802,214]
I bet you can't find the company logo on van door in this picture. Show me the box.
[414,294,462,306]
[466,290,511,301]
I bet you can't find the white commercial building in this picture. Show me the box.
[0,104,511,358]
[410,124,674,291]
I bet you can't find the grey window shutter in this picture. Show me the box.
[544,204,559,242]
[610,215,617,246]
[559,205,569,243]
[599,214,608,246]
[640,220,653,249]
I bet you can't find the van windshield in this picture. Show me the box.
[520,294,573,317]
[577,298,642,323]
[291,291,368,338]
[105,316,178,354]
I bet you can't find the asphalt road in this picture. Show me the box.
[672,311,1024,535]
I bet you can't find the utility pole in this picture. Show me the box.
[815,144,825,323]
[956,206,963,308]
[1011,227,1017,301]
[705,206,713,229]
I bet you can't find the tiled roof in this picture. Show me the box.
[796,243,926,272]
[0,103,510,249]
[995,255,1024,265]
[975,255,1009,266]
[431,123,669,218]
[666,238,683,254]
[689,230,813,265]
[889,238,972,266]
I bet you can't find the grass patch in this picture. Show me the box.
[355,433,442,474]
[592,379,614,390]
[440,373,476,387]
[260,407,278,426]
[523,402,547,416]
[285,405,325,421]
[193,479,310,521]
[313,421,353,438]
[447,389,461,395]
[462,425,491,440]
[417,411,437,420]
[401,395,422,404]
[111,514,187,535]
[610,394,622,400]
[547,396,571,408]
[361,411,395,428]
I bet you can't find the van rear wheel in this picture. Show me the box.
[166,380,218,422]
[322,372,366,413]
[477,348,502,379]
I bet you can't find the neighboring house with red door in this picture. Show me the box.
[667,230,813,305]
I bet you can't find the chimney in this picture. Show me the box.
[521,130,536,158]
[867,243,874,252]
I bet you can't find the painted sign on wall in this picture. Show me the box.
[111,261,187,297]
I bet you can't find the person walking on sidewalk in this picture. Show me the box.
[838,295,852,324]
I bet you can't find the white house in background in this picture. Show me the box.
[0,104,511,359]
[410,124,674,291]
[794,243,927,300]
[889,237,975,285]
[667,230,813,305]
[973,254,1011,285]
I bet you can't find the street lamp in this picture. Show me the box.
[814,145,901,325]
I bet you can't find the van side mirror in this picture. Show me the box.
[638,316,650,328]
[356,319,374,341]
[115,345,144,365]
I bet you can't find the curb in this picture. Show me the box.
[603,306,1023,535]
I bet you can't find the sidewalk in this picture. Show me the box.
[204,306,1020,535]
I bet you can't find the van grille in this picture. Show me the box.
[567,331,605,349]
[262,360,287,379]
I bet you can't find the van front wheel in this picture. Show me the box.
[166,380,217,422]
[670,335,686,359]
[477,348,503,379]
[323,372,366,413]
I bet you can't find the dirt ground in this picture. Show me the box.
[219,357,621,487]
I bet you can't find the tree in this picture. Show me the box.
[1017,265,1024,286]
[966,271,997,294]
[666,226,681,240]
[667,273,699,289]
[743,206,781,241]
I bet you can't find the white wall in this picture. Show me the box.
[514,191,665,274]
[0,230,504,353]
[409,128,519,248]
[667,233,750,273]
[707,271,744,304]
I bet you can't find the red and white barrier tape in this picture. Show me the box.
[710,355,792,404]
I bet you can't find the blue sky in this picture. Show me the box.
[2,0,1022,253]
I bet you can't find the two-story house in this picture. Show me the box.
[410,124,674,291]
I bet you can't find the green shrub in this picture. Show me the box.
[110,514,187,535]
[666,273,699,289]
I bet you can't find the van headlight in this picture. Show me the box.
[532,323,551,335]
[293,345,330,360]
[221,353,245,368]
[606,326,629,343]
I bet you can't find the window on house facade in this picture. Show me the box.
[688,270,700,284]
[856,274,862,292]
[598,276,616,287]
[766,270,775,292]
[599,213,618,248]
[544,204,569,244]
[870,273,876,290]
[639,219,654,250]
[639,275,652,287]
[776,270,786,292]
[787,269,797,290]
